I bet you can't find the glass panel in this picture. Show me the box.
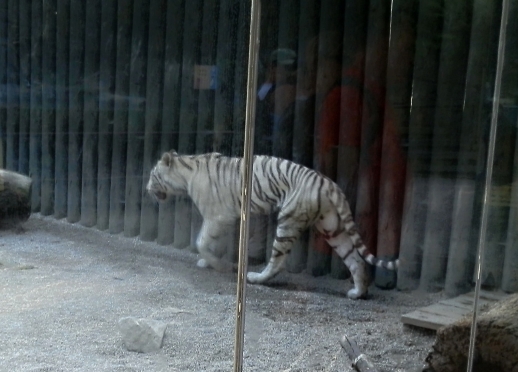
[1,0,516,371]
[0,1,249,371]
[241,0,515,371]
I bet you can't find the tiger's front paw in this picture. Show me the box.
[247,271,266,284]
[347,287,367,300]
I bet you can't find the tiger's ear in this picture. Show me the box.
[161,152,173,167]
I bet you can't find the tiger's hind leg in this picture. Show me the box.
[196,220,234,273]
[328,233,369,299]
[247,215,305,284]
[316,209,369,299]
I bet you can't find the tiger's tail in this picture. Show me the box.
[330,183,399,271]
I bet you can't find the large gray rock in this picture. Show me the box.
[424,294,518,372]
[118,317,168,353]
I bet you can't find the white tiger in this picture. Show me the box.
[146,150,398,299]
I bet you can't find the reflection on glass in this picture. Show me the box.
[0,0,517,371]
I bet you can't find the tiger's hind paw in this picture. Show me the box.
[247,271,266,284]
[347,287,367,300]
[197,258,210,268]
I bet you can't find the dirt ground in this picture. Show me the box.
[0,214,441,372]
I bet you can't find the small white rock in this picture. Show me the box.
[118,317,168,353]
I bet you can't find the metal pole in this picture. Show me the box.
[466,0,509,370]
[233,1,261,371]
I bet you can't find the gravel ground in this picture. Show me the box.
[0,214,441,372]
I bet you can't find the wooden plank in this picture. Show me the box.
[67,0,85,222]
[80,0,101,227]
[6,0,20,172]
[40,0,57,216]
[397,0,443,291]
[18,0,31,175]
[123,0,149,237]
[29,0,42,212]
[54,0,70,219]
[108,0,133,234]
[156,0,184,246]
[139,0,166,241]
[401,291,509,331]
[96,0,117,231]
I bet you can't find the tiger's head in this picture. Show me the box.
[146,150,189,202]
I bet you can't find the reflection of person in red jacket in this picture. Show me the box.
[305,32,407,269]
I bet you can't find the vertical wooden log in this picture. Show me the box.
[96,0,117,231]
[174,0,202,249]
[156,0,184,246]
[503,1,518,293]
[6,0,20,171]
[445,0,500,296]
[139,0,166,241]
[67,0,85,222]
[272,0,298,159]
[194,0,218,155]
[228,0,250,263]
[40,0,57,216]
[108,0,132,234]
[374,0,417,289]
[213,0,238,155]
[354,0,390,273]
[0,2,6,170]
[245,0,278,265]
[288,0,320,274]
[29,0,42,212]
[332,0,369,279]
[230,0,249,157]
[273,0,300,272]
[212,0,240,262]
[18,0,31,175]
[307,0,346,278]
[54,0,69,219]
[397,0,442,291]
[80,0,101,227]
[123,0,149,237]
[188,0,219,251]
[420,0,473,292]
[254,0,277,156]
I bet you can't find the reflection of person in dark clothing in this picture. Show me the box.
[256,48,297,155]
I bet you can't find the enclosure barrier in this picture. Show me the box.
[0,0,517,295]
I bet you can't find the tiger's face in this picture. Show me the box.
[146,151,188,202]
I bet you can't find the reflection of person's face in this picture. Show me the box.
[267,63,292,85]
[315,57,341,94]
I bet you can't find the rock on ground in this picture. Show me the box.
[119,317,168,353]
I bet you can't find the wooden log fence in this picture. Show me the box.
[0,0,516,295]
